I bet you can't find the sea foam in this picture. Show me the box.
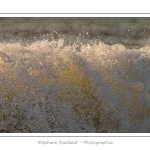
[0,39,150,132]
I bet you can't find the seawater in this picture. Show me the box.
[0,39,150,133]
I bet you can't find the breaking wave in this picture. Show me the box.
[0,39,150,133]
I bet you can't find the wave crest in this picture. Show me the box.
[0,39,150,133]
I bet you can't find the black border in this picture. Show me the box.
[0,136,150,137]
[0,13,150,14]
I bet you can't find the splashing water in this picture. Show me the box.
[0,38,150,133]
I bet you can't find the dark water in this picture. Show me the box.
[1,18,150,48]
[1,18,150,133]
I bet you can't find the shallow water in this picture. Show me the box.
[1,18,150,133]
